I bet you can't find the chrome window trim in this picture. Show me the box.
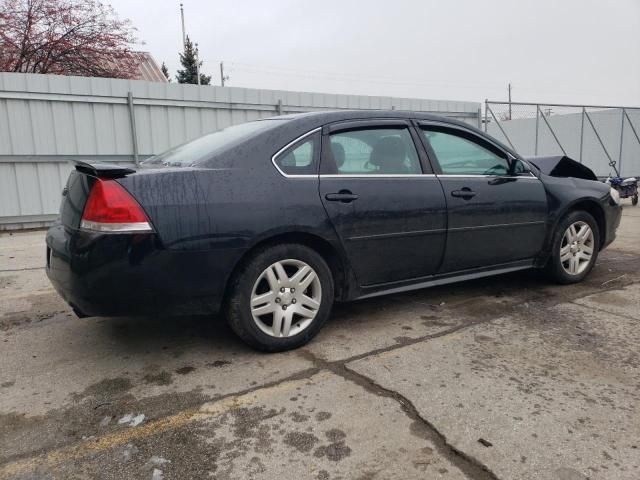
[271,127,322,178]
[436,174,539,179]
[272,127,539,181]
[320,174,436,178]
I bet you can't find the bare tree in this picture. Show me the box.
[0,0,139,78]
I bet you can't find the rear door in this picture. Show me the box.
[418,122,548,273]
[318,120,447,286]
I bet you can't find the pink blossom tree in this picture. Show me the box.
[0,0,139,78]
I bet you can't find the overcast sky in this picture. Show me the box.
[108,0,640,107]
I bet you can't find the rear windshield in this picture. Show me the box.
[142,119,281,167]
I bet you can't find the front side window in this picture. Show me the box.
[273,131,320,175]
[328,128,422,175]
[422,129,510,176]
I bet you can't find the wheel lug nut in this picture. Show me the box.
[291,299,296,304]
[291,288,295,293]
[282,305,287,310]
[275,298,281,303]
[280,287,285,293]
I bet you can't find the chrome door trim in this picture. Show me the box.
[271,127,322,178]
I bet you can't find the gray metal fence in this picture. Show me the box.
[485,100,640,178]
[0,72,481,230]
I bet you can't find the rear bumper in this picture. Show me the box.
[45,223,241,317]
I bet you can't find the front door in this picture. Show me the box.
[418,124,548,273]
[319,121,447,286]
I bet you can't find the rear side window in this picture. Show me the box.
[422,129,510,176]
[273,131,320,176]
[328,128,422,175]
[143,119,282,167]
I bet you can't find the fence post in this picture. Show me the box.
[277,99,283,115]
[618,108,625,174]
[484,99,488,132]
[477,107,481,129]
[534,105,539,155]
[579,107,585,163]
[127,92,139,167]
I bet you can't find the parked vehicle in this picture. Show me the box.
[606,175,638,206]
[46,111,622,351]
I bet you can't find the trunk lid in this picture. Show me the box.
[59,162,137,229]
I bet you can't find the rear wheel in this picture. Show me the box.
[545,211,599,284]
[226,244,334,352]
[632,194,638,206]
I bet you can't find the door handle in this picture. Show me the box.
[325,190,359,203]
[451,188,477,200]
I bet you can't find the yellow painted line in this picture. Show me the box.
[0,372,329,478]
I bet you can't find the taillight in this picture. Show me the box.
[80,179,153,233]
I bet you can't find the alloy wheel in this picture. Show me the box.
[560,221,595,275]
[250,259,322,338]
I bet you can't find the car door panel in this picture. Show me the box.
[320,176,447,285]
[418,124,548,273]
[438,175,547,271]
[318,121,447,286]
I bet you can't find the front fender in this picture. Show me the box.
[536,173,614,266]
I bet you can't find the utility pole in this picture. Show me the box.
[508,83,512,120]
[220,62,229,87]
[180,3,186,48]
[195,42,201,85]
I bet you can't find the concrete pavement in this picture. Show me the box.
[1,205,639,479]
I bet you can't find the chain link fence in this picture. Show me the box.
[484,101,640,178]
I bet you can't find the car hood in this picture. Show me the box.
[527,155,598,181]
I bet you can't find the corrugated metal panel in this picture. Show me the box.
[0,72,481,229]
[487,108,640,177]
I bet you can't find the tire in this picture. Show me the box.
[226,243,334,352]
[632,194,638,206]
[545,210,600,284]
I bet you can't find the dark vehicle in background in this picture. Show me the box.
[46,111,622,351]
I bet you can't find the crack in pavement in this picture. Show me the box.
[0,266,44,273]
[568,300,640,322]
[297,348,501,480]
[0,318,498,479]
[2,258,638,478]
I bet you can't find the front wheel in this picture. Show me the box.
[226,244,334,352]
[632,194,638,206]
[545,211,600,284]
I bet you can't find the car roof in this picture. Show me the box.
[262,109,470,125]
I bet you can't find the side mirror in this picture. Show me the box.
[509,158,532,176]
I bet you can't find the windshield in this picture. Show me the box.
[142,119,282,167]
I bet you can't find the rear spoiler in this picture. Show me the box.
[74,160,136,179]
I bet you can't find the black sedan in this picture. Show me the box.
[46,110,622,351]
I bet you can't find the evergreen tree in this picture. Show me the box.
[176,36,211,85]
[160,62,171,82]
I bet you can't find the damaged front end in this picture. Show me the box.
[527,155,598,181]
